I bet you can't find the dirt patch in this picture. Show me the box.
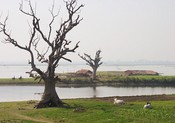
[13,113,53,123]
[92,94,175,103]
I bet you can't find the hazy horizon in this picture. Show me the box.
[0,59,175,66]
[0,0,175,63]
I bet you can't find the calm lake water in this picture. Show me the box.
[0,85,175,102]
[0,64,175,78]
[0,64,175,102]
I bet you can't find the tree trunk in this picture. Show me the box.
[92,67,97,80]
[35,79,64,108]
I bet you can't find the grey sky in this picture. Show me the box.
[0,0,175,64]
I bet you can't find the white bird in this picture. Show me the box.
[144,102,151,109]
[114,98,125,105]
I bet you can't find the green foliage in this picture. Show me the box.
[61,77,92,83]
[0,99,175,123]
[117,76,175,85]
[96,71,175,86]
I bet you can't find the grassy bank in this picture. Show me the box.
[59,71,175,86]
[0,78,38,84]
[0,97,175,123]
[0,71,175,86]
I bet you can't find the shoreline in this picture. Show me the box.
[0,81,175,87]
[0,94,175,103]
[91,94,175,102]
[0,82,175,87]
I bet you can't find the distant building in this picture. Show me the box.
[75,69,92,77]
[124,70,159,76]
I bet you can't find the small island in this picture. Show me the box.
[1,70,175,87]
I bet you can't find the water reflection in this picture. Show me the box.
[93,86,97,98]
[0,85,175,102]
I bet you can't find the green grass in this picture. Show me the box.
[112,75,175,85]
[59,71,175,86]
[0,99,175,123]
[97,71,175,82]
[0,78,38,84]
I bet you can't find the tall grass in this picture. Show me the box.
[96,71,175,86]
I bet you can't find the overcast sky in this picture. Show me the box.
[0,0,175,64]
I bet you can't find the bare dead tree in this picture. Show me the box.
[78,50,103,80]
[0,0,84,108]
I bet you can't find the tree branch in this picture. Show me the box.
[1,0,84,81]
[20,0,53,47]
[79,50,103,68]
[48,2,59,42]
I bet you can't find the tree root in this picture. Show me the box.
[34,99,65,109]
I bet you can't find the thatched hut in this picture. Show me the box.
[124,70,159,76]
[75,69,92,77]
